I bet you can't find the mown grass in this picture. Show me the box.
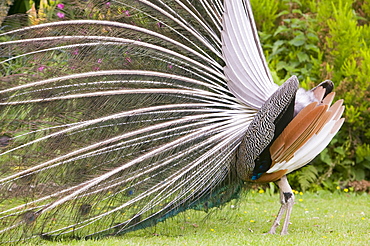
[26,190,369,246]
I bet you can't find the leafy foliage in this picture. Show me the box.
[252,0,370,190]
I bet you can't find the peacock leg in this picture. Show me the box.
[266,175,294,235]
[266,196,287,234]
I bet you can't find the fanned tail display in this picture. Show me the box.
[0,0,344,243]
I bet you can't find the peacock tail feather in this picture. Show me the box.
[0,0,344,243]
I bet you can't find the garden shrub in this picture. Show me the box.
[252,0,370,191]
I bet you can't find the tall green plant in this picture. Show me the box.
[253,0,370,191]
[313,0,370,189]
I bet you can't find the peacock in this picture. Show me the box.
[0,0,344,243]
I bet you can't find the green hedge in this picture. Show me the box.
[251,0,370,191]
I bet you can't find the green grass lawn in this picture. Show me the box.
[28,190,369,246]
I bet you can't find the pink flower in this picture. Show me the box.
[57,3,64,9]
[38,66,46,71]
[56,12,65,18]
[125,57,132,63]
[123,10,130,16]
[72,49,79,55]
[97,59,102,63]
[168,64,173,69]
[106,2,111,7]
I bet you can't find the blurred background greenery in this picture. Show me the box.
[250,0,370,192]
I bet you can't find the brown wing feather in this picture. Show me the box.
[330,99,345,120]
[274,105,328,163]
[313,86,326,101]
[270,103,325,161]
[270,97,344,168]
[253,169,288,183]
[322,92,336,105]
[331,118,345,134]
[269,102,318,159]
